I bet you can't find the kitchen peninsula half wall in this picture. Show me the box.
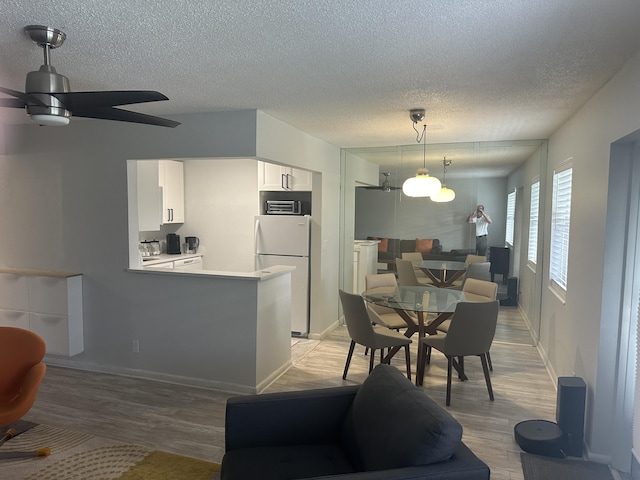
[122,264,294,393]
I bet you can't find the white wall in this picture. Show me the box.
[255,111,342,338]
[0,109,341,388]
[532,49,640,465]
[181,158,259,271]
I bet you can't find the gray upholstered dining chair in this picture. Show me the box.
[401,252,431,283]
[446,254,489,289]
[465,262,491,283]
[396,258,430,286]
[339,290,412,380]
[419,300,500,406]
[364,273,411,331]
[436,278,498,370]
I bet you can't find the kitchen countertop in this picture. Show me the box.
[130,263,295,282]
[140,253,203,266]
[0,267,81,278]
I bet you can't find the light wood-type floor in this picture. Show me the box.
[24,305,554,480]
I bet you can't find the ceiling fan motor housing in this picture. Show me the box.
[25,65,71,120]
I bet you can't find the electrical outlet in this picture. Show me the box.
[132,340,140,353]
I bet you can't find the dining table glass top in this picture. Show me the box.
[362,285,471,313]
[419,260,467,271]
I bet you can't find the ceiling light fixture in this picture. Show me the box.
[402,109,441,198]
[431,157,456,202]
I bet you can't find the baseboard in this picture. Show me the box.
[255,359,293,394]
[44,356,262,395]
[308,317,340,340]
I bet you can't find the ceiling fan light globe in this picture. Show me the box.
[402,170,441,197]
[30,113,70,126]
[431,186,456,202]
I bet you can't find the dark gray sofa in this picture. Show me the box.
[220,364,490,480]
[366,237,476,266]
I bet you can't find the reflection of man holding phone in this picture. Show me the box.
[467,205,492,256]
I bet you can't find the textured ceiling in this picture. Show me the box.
[1,1,640,178]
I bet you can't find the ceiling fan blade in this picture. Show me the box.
[0,98,26,108]
[72,107,180,128]
[0,86,46,106]
[51,91,169,110]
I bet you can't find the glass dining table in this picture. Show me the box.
[362,285,475,385]
[417,260,467,288]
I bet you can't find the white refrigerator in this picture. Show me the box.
[254,215,311,337]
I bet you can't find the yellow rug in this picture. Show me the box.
[1,423,220,480]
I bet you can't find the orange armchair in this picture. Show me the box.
[0,326,48,458]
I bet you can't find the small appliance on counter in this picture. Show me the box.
[139,240,161,258]
[166,233,181,254]
[185,236,200,254]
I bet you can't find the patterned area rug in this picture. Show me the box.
[1,421,220,480]
[521,452,614,480]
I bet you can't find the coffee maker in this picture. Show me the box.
[166,233,181,254]
[185,236,200,254]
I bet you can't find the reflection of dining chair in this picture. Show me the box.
[465,262,491,283]
[0,327,49,459]
[396,258,429,286]
[465,254,487,264]
[339,290,412,380]
[445,255,488,289]
[419,301,499,406]
[401,252,431,282]
[364,274,411,331]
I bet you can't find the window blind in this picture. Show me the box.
[550,166,573,291]
[506,190,516,246]
[528,181,540,265]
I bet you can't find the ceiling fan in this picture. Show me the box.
[0,25,180,128]
[362,172,400,192]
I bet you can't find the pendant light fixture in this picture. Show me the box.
[431,157,456,202]
[402,109,441,198]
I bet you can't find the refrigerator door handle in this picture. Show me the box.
[254,218,261,254]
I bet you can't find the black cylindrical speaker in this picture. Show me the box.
[556,376,586,457]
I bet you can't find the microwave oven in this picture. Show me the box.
[266,200,303,215]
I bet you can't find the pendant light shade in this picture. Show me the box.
[430,157,456,202]
[431,185,456,202]
[402,168,441,197]
[402,112,441,197]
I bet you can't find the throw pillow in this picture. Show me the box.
[415,238,433,254]
[343,364,462,471]
[376,238,388,253]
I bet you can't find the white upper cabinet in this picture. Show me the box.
[137,160,185,230]
[258,161,312,191]
[159,160,185,224]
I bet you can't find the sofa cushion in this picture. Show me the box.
[415,238,434,254]
[376,237,389,253]
[221,444,355,480]
[343,364,463,472]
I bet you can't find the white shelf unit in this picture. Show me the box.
[0,271,84,356]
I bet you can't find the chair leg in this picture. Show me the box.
[404,344,411,381]
[417,342,426,386]
[480,353,494,401]
[446,356,453,406]
[369,347,375,372]
[0,428,16,447]
[342,340,356,379]
[458,356,465,380]
[364,347,369,356]
[486,351,493,371]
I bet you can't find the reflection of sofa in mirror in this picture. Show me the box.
[368,237,475,267]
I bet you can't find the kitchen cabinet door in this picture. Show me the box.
[258,162,312,191]
[159,160,185,224]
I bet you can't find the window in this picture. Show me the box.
[528,180,540,267]
[505,190,516,246]
[550,163,573,295]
